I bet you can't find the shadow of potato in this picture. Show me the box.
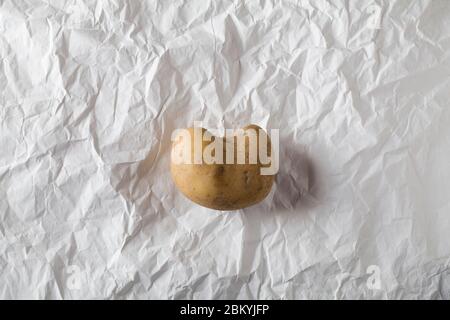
[242,137,321,215]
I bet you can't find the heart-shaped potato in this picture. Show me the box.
[170,124,276,210]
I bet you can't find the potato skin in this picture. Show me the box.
[170,125,275,210]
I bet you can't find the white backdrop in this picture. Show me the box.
[0,0,449,299]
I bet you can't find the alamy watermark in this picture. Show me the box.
[171,122,279,175]
[367,4,382,29]
[366,265,381,290]
[67,265,82,290]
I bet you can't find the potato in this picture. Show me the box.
[170,124,276,210]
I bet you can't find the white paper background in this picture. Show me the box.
[1,0,450,299]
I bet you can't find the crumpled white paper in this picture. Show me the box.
[1,0,449,299]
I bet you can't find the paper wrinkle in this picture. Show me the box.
[1,0,450,299]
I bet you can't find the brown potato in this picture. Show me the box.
[170,125,276,210]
